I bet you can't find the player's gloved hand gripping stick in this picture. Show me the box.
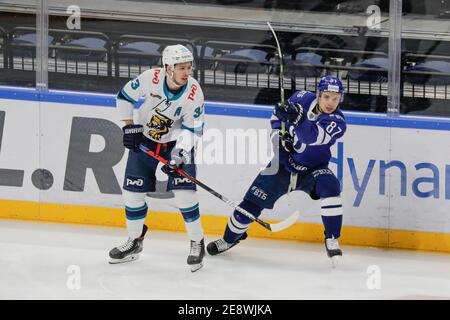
[139,144,299,232]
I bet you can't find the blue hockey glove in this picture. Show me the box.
[123,124,144,152]
[274,101,305,126]
[162,148,190,177]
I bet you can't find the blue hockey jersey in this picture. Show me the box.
[271,90,346,172]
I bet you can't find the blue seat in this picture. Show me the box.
[286,52,323,77]
[197,45,215,69]
[56,36,108,62]
[11,33,55,45]
[217,48,272,74]
[347,57,388,82]
[10,32,55,58]
[404,60,450,85]
[117,40,161,66]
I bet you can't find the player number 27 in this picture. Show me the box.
[326,121,342,137]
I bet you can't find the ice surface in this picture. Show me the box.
[0,220,449,300]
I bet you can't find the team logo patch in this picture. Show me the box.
[146,109,174,140]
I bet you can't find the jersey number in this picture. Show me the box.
[326,121,342,137]
[131,79,140,90]
[194,106,203,118]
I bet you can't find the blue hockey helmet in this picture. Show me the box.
[318,76,344,94]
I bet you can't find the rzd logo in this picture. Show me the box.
[174,177,191,185]
[126,178,144,187]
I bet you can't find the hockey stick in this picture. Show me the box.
[139,144,299,232]
[267,21,286,134]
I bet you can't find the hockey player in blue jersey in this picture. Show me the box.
[207,75,346,266]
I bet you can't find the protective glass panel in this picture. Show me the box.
[27,0,391,111]
[389,0,450,241]
[0,1,37,87]
[0,1,40,217]
[401,1,450,117]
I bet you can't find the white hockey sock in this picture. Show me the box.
[184,219,204,242]
[123,190,148,239]
[174,190,204,242]
[126,218,146,239]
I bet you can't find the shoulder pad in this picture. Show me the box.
[289,90,316,105]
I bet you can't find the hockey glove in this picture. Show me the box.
[162,148,190,177]
[271,129,293,154]
[123,124,144,152]
[279,131,294,153]
[274,101,305,126]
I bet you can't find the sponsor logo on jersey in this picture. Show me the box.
[173,177,192,185]
[150,93,162,99]
[312,168,333,178]
[152,69,160,84]
[126,177,144,187]
[188,84,197,101]
[146,109,174,140]
[251,186,268,200]
[288,155,309,172]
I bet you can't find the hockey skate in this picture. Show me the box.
[109,224,148,264]
[206,232,248,256]
[187,239,205,272]
[325,237,342,268]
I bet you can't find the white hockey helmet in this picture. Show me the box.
[162,44,194,70]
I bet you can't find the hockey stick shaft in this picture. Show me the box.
[267,21,286,134]
[139,144,298,232]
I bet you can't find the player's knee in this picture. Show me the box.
[234,199,263,224]
[173,189,197,208]
[315,175,341,198]
[123,190,147,209]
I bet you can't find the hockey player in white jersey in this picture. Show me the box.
[108,44,206,272]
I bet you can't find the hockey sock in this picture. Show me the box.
[223,199,262,244]
[320,196,343,239]
[180,203,204,242]
[125,204,148,239]
[321,215,343,239]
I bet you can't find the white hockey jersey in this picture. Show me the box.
[116,68,205,151]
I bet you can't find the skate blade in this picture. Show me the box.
[330,255,341,268]
[190,262,204,273]
[109,254,139,264]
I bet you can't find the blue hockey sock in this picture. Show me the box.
[180,203,200,223]
[223,199,262,244]
[180,203,204,242]
[125,204,148,239]
[321,215,343,239]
